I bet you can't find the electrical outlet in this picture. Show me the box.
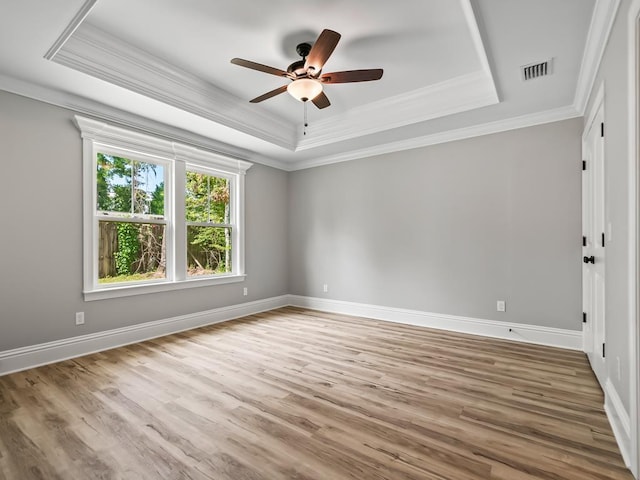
[75,312,85,326]
[496,300,506,312]
[323,284,328,293]
[243,287,248,296]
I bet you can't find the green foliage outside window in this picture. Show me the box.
[96,154,232,282]
[186,171,231,276]
[97,153,165,283]
[114,222,140,276]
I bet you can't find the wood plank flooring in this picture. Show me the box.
[0,307,632,479]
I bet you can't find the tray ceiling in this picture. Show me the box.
[0,0,599,169]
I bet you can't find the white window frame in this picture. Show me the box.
[185,165,236,277]
[75,116,252,301]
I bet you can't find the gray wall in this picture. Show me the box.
[0,90,585,355]
[0,90,289,351]
[289,118,583,330]
[586,0,632,412]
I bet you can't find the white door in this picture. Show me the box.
[582,101,606,387]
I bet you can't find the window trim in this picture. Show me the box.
[75,116,252,301]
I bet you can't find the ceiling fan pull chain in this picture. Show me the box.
[303,100,308,136]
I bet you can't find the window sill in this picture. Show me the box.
[84,274,246,301]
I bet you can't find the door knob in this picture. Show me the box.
[583,255,595,264]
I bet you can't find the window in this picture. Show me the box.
[186,169,233,277]
[97,153,168,284]
[76,116,251,300]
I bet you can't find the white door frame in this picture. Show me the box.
[628,1,640,477]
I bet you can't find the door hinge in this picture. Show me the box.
[601,122,604,137]
[582,160,586,171]
[602,343,606,358]
[583,312,587,323]
[582,236,587,247]
[602,232,605,247]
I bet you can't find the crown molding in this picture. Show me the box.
[50,23,297,151]
[296,70,499,151]
[47,0,500,155]
[574,0,621,114]
[0,73,288,171]
[1,73,581,174]
[289,105,580,171]
[461,0,498,92]
[43,0,98,60]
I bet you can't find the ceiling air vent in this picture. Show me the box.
[521,59,552,81]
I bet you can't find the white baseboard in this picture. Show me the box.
[287,295,583,350]
[604,379,632,468]
[0,295,289,376]
[0,294,583,377]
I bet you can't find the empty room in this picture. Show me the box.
[1,0,639,478]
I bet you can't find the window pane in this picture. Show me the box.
[187,226,232,276]
[185,171,229,223]
[98,221,166,283]
[97,153,165,217]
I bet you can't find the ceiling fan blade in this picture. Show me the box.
[311,91,331,109]
[231,58,289,77]
[304,29,341,75]
[249,85,288,103]
[320,69,384,84]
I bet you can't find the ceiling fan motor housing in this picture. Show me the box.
[288,43,313,77]
[287,59,307,76]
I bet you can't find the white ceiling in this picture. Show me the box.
[0,0,601,170]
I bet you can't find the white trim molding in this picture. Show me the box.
[0,296,289,377]
[584,83,605,135]
[0,73,281,169]
[296,71,498,151]
[75,116,253,173]
[45,0,498,154]
[43,0,98,60]
[50,24,296,151]
[604,379,633,469]
[287,295,583,350]
[290,105,581,171]
[0,294,583,378]
[574,0,622,114]
[0,72,581,174]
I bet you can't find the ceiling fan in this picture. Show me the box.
[230,29,383,109]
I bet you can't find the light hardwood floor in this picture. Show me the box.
[0,307,633,479]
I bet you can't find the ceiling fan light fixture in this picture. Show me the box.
[287,78,323,102]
